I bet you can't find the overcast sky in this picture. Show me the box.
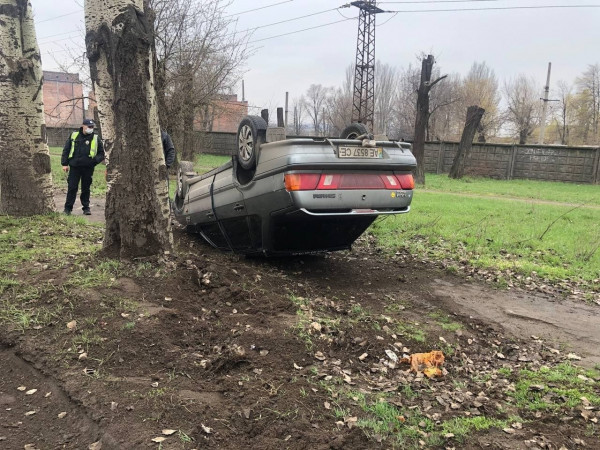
[32,0,600,114]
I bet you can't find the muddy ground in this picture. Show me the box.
[0,195,598,449]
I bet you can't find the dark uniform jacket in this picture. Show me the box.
[61,128,105,168]
[161,130,175,168]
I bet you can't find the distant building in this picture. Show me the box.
[42,71,84,127]
[194,94,248,133]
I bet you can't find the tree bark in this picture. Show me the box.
[85,0,172,258]
[449,106,485,179]
[413,55,446,186]
[0,0,55,216]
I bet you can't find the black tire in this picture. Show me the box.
[237,115,267,170]
[340,122,369,140]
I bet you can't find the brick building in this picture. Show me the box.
[194,94,248,133]
[42,71,85,127]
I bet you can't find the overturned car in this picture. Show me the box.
[173,116,416,255]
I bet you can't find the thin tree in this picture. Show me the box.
[413,55,447,185]
[0,0,55,215]
[575,63,600,144]
[504,74,540,144]
[85,0,172,258]
[449,106,485,179]
[303,84,330,136]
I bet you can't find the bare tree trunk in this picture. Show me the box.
[0,0,55,216]
[413,55,446,185]
[449,106,485,179]
[85,0,172,258]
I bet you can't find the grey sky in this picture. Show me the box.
[32,0,600,114]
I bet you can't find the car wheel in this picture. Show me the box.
[237,115,267,170]
[176,160,195,200]
[340,122,369,139]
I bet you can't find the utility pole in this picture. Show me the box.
[350,1,384,131]
[285,91,289,130]
[242,80,245,102]
[538,62,552,144]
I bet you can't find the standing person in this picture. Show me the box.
[161,129,175,169]
[61,119,105,215]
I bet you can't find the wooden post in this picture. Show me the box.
[592,147,600,184]
[449,106,485,179]
[261,109,269,125]
[507,145,518,180]
[436,141,444,174]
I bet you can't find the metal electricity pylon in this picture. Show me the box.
[350,1,384,131]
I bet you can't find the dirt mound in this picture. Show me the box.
[0,229,599,449]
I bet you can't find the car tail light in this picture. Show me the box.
[317,174,341,190]
[396,174,414,189]
[285,173,415,191]
[284,173,320,191]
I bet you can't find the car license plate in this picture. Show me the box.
[338,146,383,159]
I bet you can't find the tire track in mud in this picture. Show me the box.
[0,348,119,449]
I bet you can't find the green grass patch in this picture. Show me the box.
[0,215,109,331]
[428,311,463,332]
[507,362,600,411]
[371,189,600,286]
[423,174,600,206]
[194,153,230,173]
[337,388,512,447]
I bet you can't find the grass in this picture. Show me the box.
[193,153,230,173]
[422,174,600,206]
[507,362,600,411]
[335,387,513,447]
[371,188,600,287]
[0,214,105,331]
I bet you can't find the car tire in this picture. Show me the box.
[340,122,369,140]
[237,115,267,170]
[176,160,195,201]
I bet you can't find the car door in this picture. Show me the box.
[204,171,253,252]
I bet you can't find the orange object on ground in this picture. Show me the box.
[400,350,445,378]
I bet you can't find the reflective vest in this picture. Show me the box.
[69,132,97,159]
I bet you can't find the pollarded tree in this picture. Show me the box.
[85,0,172,258]
[0,0,55,215]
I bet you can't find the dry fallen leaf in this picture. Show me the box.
[293,363,303,370]
[25,411,37,416]
[66,320,77,330]
[259,350,269,357]
[358,353,368,361]
[17,386,26,392]
[567,353,582,360]
[324,402,331,410]
[162,429,177,436]
[201,424,212,434]
[151,437,166,443]
[25,389,37,396]
[58,412,67,419]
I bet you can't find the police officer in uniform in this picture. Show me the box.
[61,119,105,215]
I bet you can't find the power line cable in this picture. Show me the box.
[36,10,81,23]
[383,4,600,13]
[380,0,504,3]
[225,0,295,18]
[226,6,342,36]
[248,17,357,43]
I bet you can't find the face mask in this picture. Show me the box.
[84,127,94,135]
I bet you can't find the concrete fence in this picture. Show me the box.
[46,127,600,184]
